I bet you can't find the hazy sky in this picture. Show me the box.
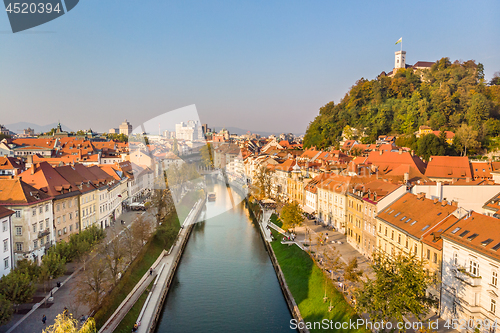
[0,0,498,134]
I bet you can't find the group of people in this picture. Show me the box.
[282,233,296,242]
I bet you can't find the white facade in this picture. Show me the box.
[441,238,500,328]
[395,50,406,69]
[0,213,13,277]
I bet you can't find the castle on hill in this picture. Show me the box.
[380,49,434,77]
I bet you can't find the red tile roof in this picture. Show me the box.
[425,156,471,179]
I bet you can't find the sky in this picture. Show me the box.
[0,0,499,135]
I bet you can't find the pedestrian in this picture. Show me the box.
[150,268,153,276]
[42,314,46,325]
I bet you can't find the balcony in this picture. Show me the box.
[455,268,482,287]
[38,228,50,239]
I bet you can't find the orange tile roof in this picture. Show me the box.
[425,156,471,179]
[471,161,493,180]
[0,156,25,171]
[377,193,458,240]
[364,150,426,175]
[442,212,500,261]
[0,179,52,205]
[18,162,79,197]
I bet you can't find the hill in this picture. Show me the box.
[303,58,500,152]
[5,122,73,134]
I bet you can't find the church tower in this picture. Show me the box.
[394,50,406,70]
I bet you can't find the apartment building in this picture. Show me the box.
[0,206,14,277]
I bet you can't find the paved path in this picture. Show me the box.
[0,210,154,333]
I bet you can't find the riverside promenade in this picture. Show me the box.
[99,197,206,333]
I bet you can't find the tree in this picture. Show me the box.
[39,252,66,292]
[172,138,179,156]
[43,313,96,333]
[466,93,491,130]
[323,247,344,280]
[0,294,12,325]
[74,258,110,312]
[200,143,214,168]
[416,133,446,161]
[455,123,480,156]
[343,257,363,286]
[99,233,125,287]
[0,271,36,310]
[15,258,40,279]
[354,251,436,323]
[122,227,140,265]
[132,215,153,247]
[254,165,272,199]
[490,72,500,86]
[280,202,303,231]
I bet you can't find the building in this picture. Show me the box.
[376,193,460,304]
[175,121,203,141]
[0,125,10,136]
[109,128,119,134]
[119,120,132,136]
[441,212,500,327]
[425,156,472,182]
[18,162,81,243]
[0,156,25,176]
[0,179,53,265]
[0,206,15,277]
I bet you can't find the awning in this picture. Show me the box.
[301,205,315,214]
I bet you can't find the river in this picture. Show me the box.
[155,180,293,332]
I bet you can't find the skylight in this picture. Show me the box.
[422,225,430,231]
[385,208,391,213]
[389,209,394,214]
[400,216,406,221]
[451,227,461,234]
[405,218,411,223]
[394,212,401,217]
[437,212,442,216]
[459,230,469,237]
[493,243,500,251]
[411,220,418,226]
[481,239,494,246]
[467,233,479,241]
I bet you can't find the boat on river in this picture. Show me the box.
[208,192,216,201]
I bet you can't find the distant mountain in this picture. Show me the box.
[212,126,304,137]
[4,122,73,134]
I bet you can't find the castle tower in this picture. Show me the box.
[394,50,406,70]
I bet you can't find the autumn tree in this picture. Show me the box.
[200,143,214,168]
[280,202,303,231]
[132,215,153,247]
[253,165,272,199]
[43,313,96,333]
[354,251,436,324]
[454,123,480,156]
[74,258,110,312]
[99,232,125,287]
[343,257,363,287]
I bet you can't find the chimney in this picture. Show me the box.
[399,149,402,155]
[441,200,447,206]
[404,172,409,183]
[466,177,471,183]
[451,200,458,207]
[433,198,439,204]
[379,150,383,156]
[30,163,35,175]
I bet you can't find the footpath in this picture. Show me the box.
[0,210,152,333]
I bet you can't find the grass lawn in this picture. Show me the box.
[94,214,180,329]
[113,280,155,333]
[270,229,367,333]
[270,213,283,228]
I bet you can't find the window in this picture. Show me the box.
[453,252,458,265]
[414,244,418,255]
[62,202,66,209]
[398,234,401,244]
[58,230,61,236]
[57,204,60,212]
[68,200,72,208]
[45,219,49,229]
[14,210,21,218]
[406,238,409,249]
[32,224,36,233]
[33,240,38,249]
[391,230,394,240]
[3,239,8,252]
[2,221,7,232]
[39,222,43,231]
[45,204,49,212]
[39,206,43,214]
[4,258,8,269]
[57,217,60,225]
[69,213,72,220]
[70,225,73,232]
[451,227,461,234]
[492,299,497,313]
[385,227,387,236]
[40,237,44,246]
[15,227,22,236]
[469,260,479,277]
[427,249,431,259]
[75,223,79,230]
[493,271,498,287]
[32,208,36,216]
[63,227,67,234]
[16,242,22,251]
[63,215,66,222]
[433,253,438,263]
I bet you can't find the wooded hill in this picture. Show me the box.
[303,58,500,152]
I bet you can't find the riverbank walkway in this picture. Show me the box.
[99,198,205,333]
[0,210,154,333]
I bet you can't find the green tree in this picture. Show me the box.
[43,313,96,333]
[0,271,36,310]
[343,257,363,287]
[490,72,500,86]
[416,133,446,161]
[467,93,491,130]
[280,202,303,231]
[354,251,436,323]
[39,252,66,292]
[14,258,40,279]
[0,294,13,325]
